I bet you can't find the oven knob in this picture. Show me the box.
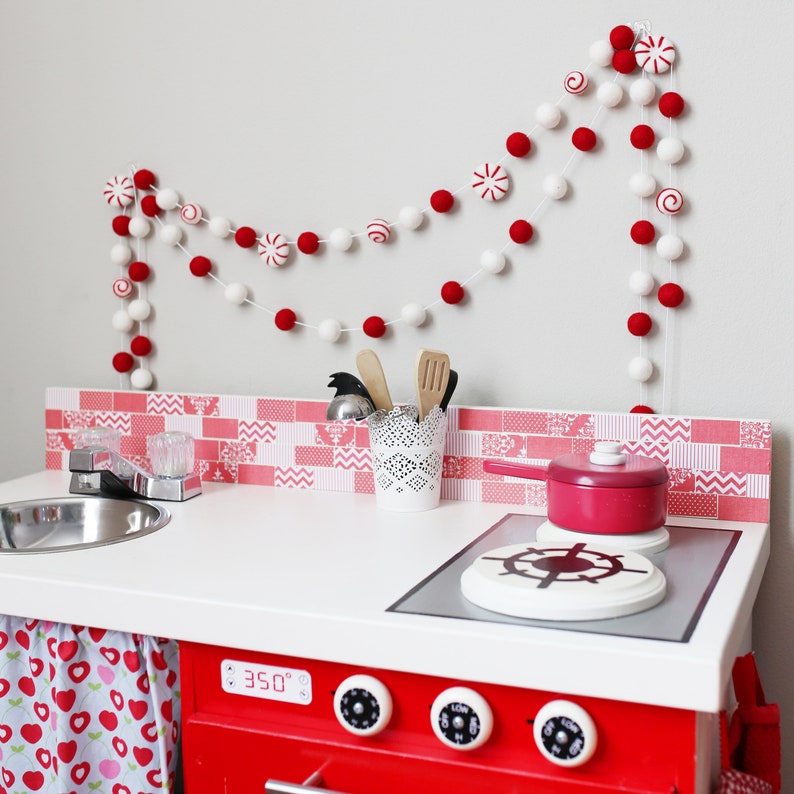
[430,686,493,751]
[333,674,393,736]
[533,699,597,767]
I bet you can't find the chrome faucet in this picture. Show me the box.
[68,447,202,501]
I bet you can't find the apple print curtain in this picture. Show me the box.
[0,617,180,793]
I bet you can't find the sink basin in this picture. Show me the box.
[0,497,170,553]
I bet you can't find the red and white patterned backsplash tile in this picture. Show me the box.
[44,388,772,523]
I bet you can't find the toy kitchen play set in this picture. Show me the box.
[0,380,772,794]
[0,19,781,794]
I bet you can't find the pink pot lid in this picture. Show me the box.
[547,452,668,488]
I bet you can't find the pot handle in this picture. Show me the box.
[483,460,548,481]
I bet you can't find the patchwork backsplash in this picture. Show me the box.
[44,388,772,523]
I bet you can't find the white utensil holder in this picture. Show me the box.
[367,404,447,512]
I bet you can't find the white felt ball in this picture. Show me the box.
[399,205,424,230]
[155,188,179,210]
[657,136,685,165]
[159,224,183,246]
[128,216,151,238]
[329,227,353,251]
[536,102,562,129]
[597,82,623,108]
[127,299,151,321]
[542,174,568,200]
[111,309,134,333]
[589,39,614,67]
[224,282,248,304]
[401,302,427,327]
[110,242,132,266]
[130,368,153,390]
[628,356,654,382]
[629,270,655,296]
[628,171,657,198]
[318,318,342,342]
[656,234,685,261]
[629,78,656,105]
[208,216,232,238]
[480,249,506,274]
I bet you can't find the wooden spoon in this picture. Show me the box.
[415,349,450,421]
[355,349,394,412]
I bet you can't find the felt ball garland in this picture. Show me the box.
[105,21,686,410]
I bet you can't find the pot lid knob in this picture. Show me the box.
[589,441,627,466]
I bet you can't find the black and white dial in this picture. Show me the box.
[533,700,597,767]
[333,675,393,736]
[430,686,493,750]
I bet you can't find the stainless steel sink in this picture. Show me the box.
[0,497,170,553]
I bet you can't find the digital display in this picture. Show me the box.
[220,658,312,705]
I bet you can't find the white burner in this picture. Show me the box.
[535,520,670,556]
[460,541,667,621]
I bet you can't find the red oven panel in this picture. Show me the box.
[181,641,698,793]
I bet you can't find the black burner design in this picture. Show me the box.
[482,542,648,589]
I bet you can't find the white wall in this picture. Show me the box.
[2,0,791,783]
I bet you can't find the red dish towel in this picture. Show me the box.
[716,653,781,794]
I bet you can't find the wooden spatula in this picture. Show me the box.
[356,349,394,412]
[415,349,450,421]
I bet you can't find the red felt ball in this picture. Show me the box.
[630,404,655,414]
[234,226,258,248]
[130,335,152,357]
[630,220,655,245]
[441,281,465,304]
[627,312,653,336]
[297,231,320,254]
[112,352,134,373]
[140,195,161,217]
[612,48,636,74]
[275,308,297,331]
[128,261,151,282]
[571,127,597,151]
[630,124,655,149]
[363,316,387,338]
[430,189,455,213]
[609,24,635,49]
[112,215,130,236]
[659,91,685,118]
[509,219,534,244]
[658,282,685,308]
[189,255,212,277]
[506,132,532,158]
[132,169,156,190]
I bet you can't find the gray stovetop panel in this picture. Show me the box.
[388,514,740,642]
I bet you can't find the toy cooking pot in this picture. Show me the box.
[483,441,668,534]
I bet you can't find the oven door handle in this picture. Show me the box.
[265,771,352,794]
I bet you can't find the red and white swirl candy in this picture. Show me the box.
[104,175,134,208]
[564,70,588,95]
[112,277,134,299]
[258,233,290,267]
[634,35,676,74]
[656,188,684,215]
[180,203,203,225]
[471,163,510,201]
[367,219,391,243]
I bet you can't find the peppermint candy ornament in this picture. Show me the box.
[471,163,509,201]
[656,188,684,215]
[104,175,134,208]
[180,203,203,224]
[112,277,133,299]
[564,71,588,94]
[258,233,290,267]
[634,34,676,74]
[367,218,391,243]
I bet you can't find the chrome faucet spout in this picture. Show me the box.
[68,446,202,502]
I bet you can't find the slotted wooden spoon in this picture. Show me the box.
[415,349,450,421]
[356,349,394,412]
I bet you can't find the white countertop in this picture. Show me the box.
[0,471,769,713]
